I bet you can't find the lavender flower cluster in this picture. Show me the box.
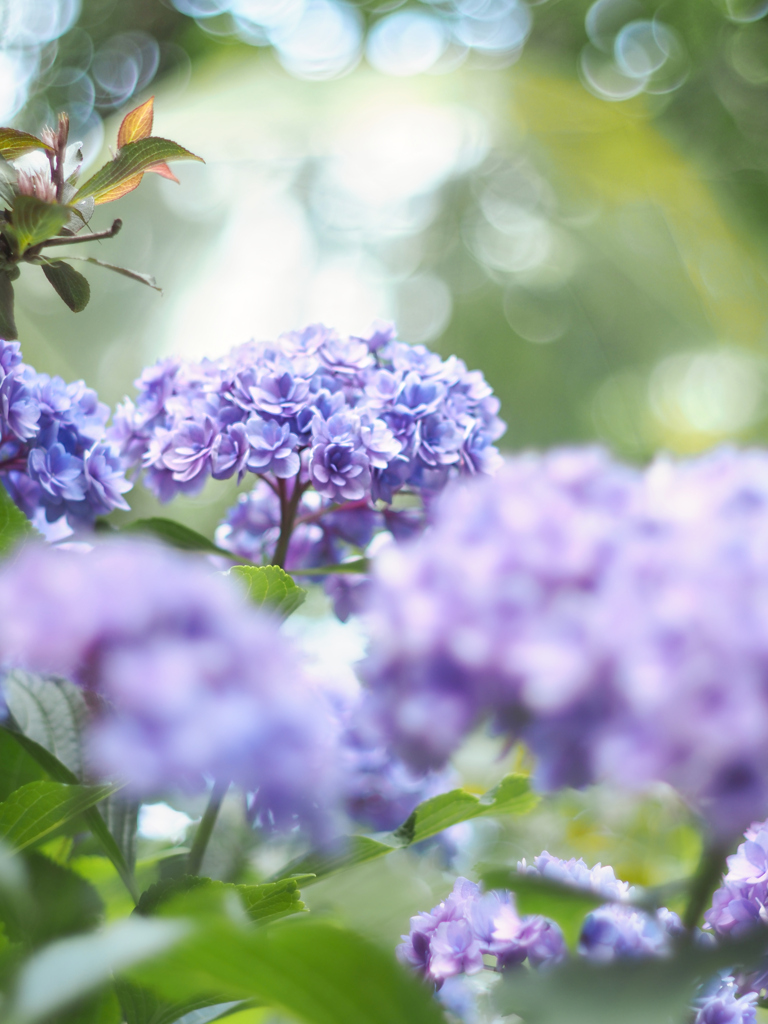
[0,341,131,532]
[399,853,756,1024]
[361,446,768,836]
[0,539,341,835]
[110,322,503,591]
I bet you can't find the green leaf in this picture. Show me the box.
[480,869,604,949]
[9,917,190,1024]
[128,916,447,1024]
[115,979,247,1024]
[73,138,204,204]
[4,671,88,778]
[6,195,69,256]
[40,259,90,311]
[277,835,403,884]
[135,874,307,925]
[120,518,239,559]
[0,730,46,802]
[1,730,139,904]
[0,780,117,851]
[14,852,103,946]
[228,565,307,618]
[277,774,538,885]
[0,271,17,340]
[0,128,53,160]
[64,255,161,291]
[0,482,31,553]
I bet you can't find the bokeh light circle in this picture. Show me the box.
[367,10,448,77]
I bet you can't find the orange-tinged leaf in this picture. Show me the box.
[117,96,155,148]
[146,161,179,184]
[74,137,203,204]
[92,173,143,205]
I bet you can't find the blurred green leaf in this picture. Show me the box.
[0,780,117,851]
[128,916,447,1024]
[0,731,46,802]
[9,916,190,1024]
[11,852,103,946]
[0,129,53,160]
[136,874,307,924]
[277,774,537,884]
[0,272,17,340]
[228,565,306,618]
[6,195,68,256]
[120,518,238,559]
[480,869,604,949]
[4,671,89,779]
[115,979,247,1024]
[40,259,90,312]
[2,731,138,904]
[74,138,204,205]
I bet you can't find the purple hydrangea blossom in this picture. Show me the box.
[693,975,758,1024]
[0,540,341,835]
[400,855,744,1021]
[0,341,130,530]
[113,324,504,615]
[706,821,768,939]
[396,874,566,985]
[360,446,768,835]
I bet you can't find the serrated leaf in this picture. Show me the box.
[228,565,306,619]
[0,128,53,160]
[276,774,538,885]
[0,780,117,851]
[136,874,306,924]
[0,480,31,551]
[65,255,161,291]
[118,98,155,148]
[121,518,239,558]
[3,671,88,778]
[40,259,90,311]
[7,195,69,255]
[128,916,447,1024]
[73,138,203,205]
[9,916,189,1024]
[1,731,139,904]
[0,271,17,340]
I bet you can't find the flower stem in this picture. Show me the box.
[187,778,229,877]
[682,841,729,934]
[272,476,306,569]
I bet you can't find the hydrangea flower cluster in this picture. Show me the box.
[361,446,768,836]
[0,340,131,531]
[110,323,504,597]
[399,854,756,1024]
[0,539,341,836]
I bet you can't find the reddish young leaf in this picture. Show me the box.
[117,96,155,148]
[146,161,179,183]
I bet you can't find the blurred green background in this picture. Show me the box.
[8,0,768,534]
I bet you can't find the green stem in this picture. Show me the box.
[272,476,306,569]
[682,842,729,934]
[187,778,229,877]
